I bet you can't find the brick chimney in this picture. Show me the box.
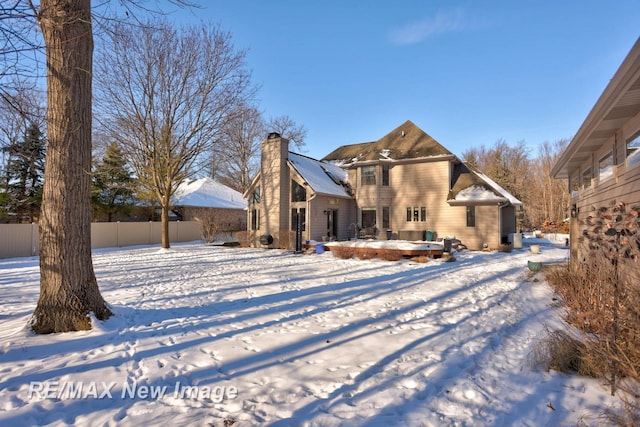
[260,133,290,244]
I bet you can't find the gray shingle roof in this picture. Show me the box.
[322,120,452,165]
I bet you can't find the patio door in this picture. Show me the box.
[326,209,338,239]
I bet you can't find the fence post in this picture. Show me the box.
[31,222,38,256]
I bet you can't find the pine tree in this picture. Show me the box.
[5,122,45,222]
[92,141,135,221]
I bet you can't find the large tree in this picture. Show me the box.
[211,111,308,193]
[212,103,265,193]
[32,0,112,333]
[95,19,253,248]
[529,139,570,228]
[266,115,307,150]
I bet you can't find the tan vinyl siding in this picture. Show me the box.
[384,160,451,236]
[307,197,356,242]
[349,159,506,249]
[571,118,640,261]
[573,121,640,220]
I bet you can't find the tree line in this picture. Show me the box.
[463,138,570,232]
[1,12,307,227]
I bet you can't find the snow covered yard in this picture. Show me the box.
[0,237,619,426]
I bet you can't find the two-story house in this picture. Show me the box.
[551,38,640,262]
[245,120,522,251]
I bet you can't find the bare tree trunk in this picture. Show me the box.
[161,201,170,249]
[32,0,112,334]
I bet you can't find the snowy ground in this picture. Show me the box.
[0,235,620,426]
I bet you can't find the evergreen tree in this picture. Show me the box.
[5,122,45,222]
[92,141,135,221]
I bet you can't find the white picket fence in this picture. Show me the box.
[0,221,202,259]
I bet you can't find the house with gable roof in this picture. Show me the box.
[244,121,522,250]
[171,177,247,231]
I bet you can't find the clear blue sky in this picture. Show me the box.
[170,1,639,160]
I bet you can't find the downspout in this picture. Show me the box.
[308,192,317,242]
[498,200,509,246]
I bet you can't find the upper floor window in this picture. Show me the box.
[252,187,261,204]
[599,151,614,181]
[627,131,640,168]
[382,164,390,186]
[361,165,376,185]
[291,180,306,202]
[582,167,592,189]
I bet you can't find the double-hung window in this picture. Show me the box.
[361,166,376,185]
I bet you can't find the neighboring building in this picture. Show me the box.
[172,177,247,230]
[245,121,522,251]
[551,38,640,262]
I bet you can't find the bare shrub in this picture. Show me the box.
[543,200,640,403]
[531,328,602,378]
[354,247,377,260]
[192,208,240,243]
[498,243,512,252]
[379,249,403,261]
[236,230,250,248]
[330,246,354,259]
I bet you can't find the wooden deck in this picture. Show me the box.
[306,242,445,259]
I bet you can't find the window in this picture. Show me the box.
[252,187,261,203]
[382,207,390,229]
[251,209,260,230]
[361,209,376,228]
[570,174,579,197]
[582,167,592,189]
[406,206,427,222]
[382,164,390,186]
[627,131,640,168]
[599,151,614,181]
[466,206,476,227]
[291,180,306,202]
[291,208,306,231]
[361,165,376,185]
